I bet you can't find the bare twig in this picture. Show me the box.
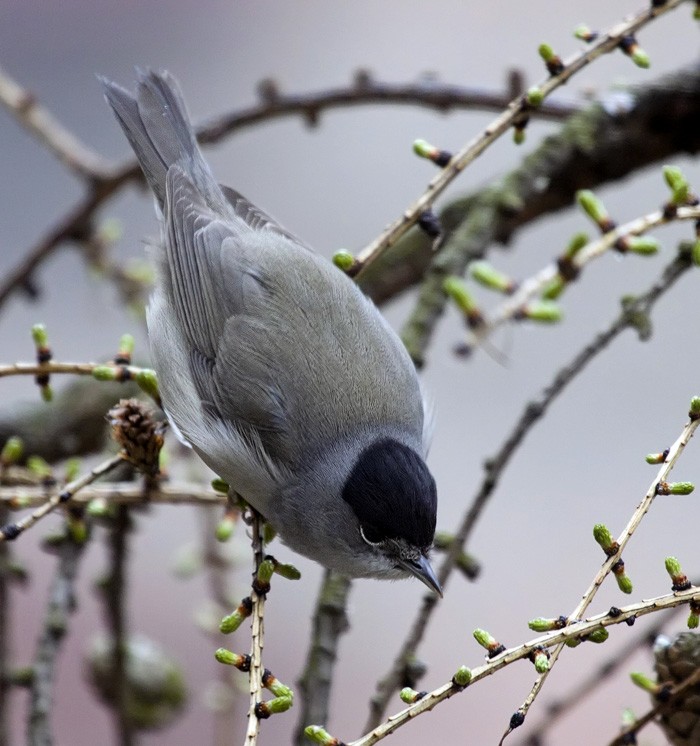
[353,0,686,276]
[0,453,125,542]
[28,534,87,745]
[0,504,9,746]
[365,247,694,729]
[0,63,112,180]
[102,505,135,746]
[294,571,352,746]
[608,668,700,746]
[351,587,700,746]
[245,512,266,746]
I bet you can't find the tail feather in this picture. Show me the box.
[100,69,215,208]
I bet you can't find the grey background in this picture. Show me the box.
[1,1,699,744]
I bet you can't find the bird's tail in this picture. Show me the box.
[100,69,217,208]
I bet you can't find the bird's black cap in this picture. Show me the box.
[341,439,437,548]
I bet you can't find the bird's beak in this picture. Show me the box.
[400,554,443,597]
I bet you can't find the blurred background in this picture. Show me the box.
[1,1,699,744]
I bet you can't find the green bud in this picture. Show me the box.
[645,452,666,464]
[400,687,419,704]
[688,610,699,629]
[665,556,683,578]
[67,517,88,545]
[513,127,526,145]
[452,665,472,687]
[118,333,135,356]
[135,369,159,400]
[87,497,110,518]
[64,458,81,483]
[26,455,52,479]
[631,48,650,69]
[215,648,246,668]
[220,610,245,634]
[1,436,24,466]
[304,725,339,745]
[40,385,53,403]
[332,250,355,272]
[694,3,700,20]
[663,166,690,204]
[442,276,477,314]
[264,695,293,714]
[526,86,544,107]
[626,236,659,256]
[413,139,435,159]
[588,628,609,644]
[593,523,614,551]
[541,275,566,300]
[621,708,637,728]
[92,365,117,382]
[574,24,594,41]
[211,478,229,494]
[693,239,700,267]
[519,301,562,323]
[215,517,235,542]
[533,651,550,673]
[528,617,557,632]
[565,637,582,648]
[31,323,48,348]
[470,261,515,294]
[630,671,657,693]
[690,396,700,418]
[256,558,275,586]
[273,562,301,580]
[615,573,633,595]
[667,481,695,495]
[538,43,555,62]
[473,628,497,649]
[263,522,277,544]
[576,189,610,226]
[565,232,589,259]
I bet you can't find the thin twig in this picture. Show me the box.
[28,534,87,745]
[353,0,686,275]
[0,503,9,746]
[0,481,224,508]
[294,571,352,746]
[0,361,150,379]
[103,505,135,746]
[245,512,266,746]
[365,247,693,730]
[510,411,700,735]
[0,63,112,180]
[350,587,700,746]
[0,453,125,542]
[608,668,700,746]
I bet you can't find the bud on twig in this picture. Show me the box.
[473,628,506,658]
[665,556,692,592]
[219,596,253,634]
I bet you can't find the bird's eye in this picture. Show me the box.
[359,525,384,546]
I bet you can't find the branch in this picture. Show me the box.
[28,534,87,745]
[365,246,694,729]
[294,571,352,746]
[245,513,266,746]
[352,0,686,276]
[350,587,700,746]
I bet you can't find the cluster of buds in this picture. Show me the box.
[662,165,699,219]
[542,233,587,300]
[255,669,294,718]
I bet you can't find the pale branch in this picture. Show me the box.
[352,0,687,277]
[0,453,125,542]
[512,410,700,732]
[469,204,700,347]
[350,587,700,746]
[28,533,87,745]
[245,512,266,746]
[0,481,224,509]
[0,63,112,181]
[294,571,352,746]
[365,246,694,730]
[520,606,682,745]
[0,361,150,379]
[0,504,9,746]
[608,668,700,746]
[0,72,576,315]
[398,59,700,365]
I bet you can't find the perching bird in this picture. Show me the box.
[100,70,440,594]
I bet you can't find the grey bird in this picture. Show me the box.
[100,70,440,594]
